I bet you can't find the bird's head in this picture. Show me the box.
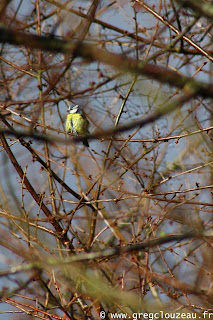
[67,105,80,114]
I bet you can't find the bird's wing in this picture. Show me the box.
[82,112,90,129]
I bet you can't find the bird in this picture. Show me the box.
[66,104,90,147]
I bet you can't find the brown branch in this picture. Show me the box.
[45,231,206,263]
[1,111,212,146]
[134,0,213,62]
[1,26,213,98]
[47,0,213,56]
[0,131,74,250]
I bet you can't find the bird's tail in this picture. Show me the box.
[83,138,89,147]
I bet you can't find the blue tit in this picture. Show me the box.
[66,104,90,147]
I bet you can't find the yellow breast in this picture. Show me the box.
[66,113,89,136]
